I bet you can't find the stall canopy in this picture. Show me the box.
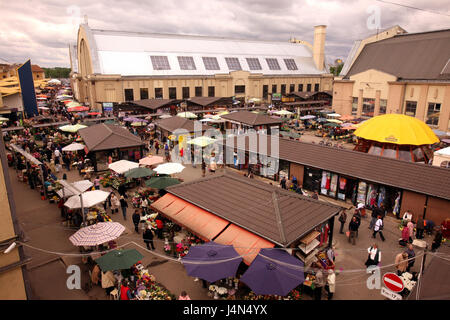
[152,171,341,263]
[214,224,275,265]
[152,194,230,241]
[9,144,42,166]
[78,123,145,152]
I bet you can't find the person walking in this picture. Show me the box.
[110,193,120,214]
[155,217,164,239]
[369,204,380,229]
[201,160,206,177]
[143,226,155,250]
[352,208,361,238]
[416,215,425,239]
[348,216,359,245]
[140,197,149,215]
[325,269,336,300]
[372,216,385,241]
[394,252,409,276]
[280,176,287,190]
[94,176,101,190]
[312,263,325,300]
[338,209,347,234]
[407,220,414,243]
[101,270,116,295]
[120,196,128,220]
[132,210,141,233]
[365,244,381,268]
[405,244,415,272]
[154,140,159,155]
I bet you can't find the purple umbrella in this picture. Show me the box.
[123,117,141,122]
[181,241,242,282]
[240,248,304,296]
[442,139,450,144]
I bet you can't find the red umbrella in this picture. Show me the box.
[88,112,101,116]
[68,106,89,112]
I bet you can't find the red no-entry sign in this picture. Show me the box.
[383,273,404,292]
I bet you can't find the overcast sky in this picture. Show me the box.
[0,0,449,68]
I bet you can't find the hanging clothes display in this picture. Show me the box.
[321,171,330,195]
[377,186,386,207]
[329,174,338,197]
[393,193,401,217]
[337,177,347,200]
[366,184,378,207]
[357,181,367,204]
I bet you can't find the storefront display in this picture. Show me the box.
[320,171,330,195]
[337,176,347,200]
[366,184,378,207]
[357,181,367,204]
[328,173,338,198]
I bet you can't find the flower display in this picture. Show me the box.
[209,285,218,292]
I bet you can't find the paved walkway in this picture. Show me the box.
[11,144,435,300]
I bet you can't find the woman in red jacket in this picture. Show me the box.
[120,280,133,300]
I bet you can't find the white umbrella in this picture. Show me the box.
[274,110,293,116]
[154,162,186,175]
[56,180,94,198]
[300,115,316,120]
[64,190,110,209]
[327,113,342,117]
[69,222,125,246]
[62,143,86,152]
[108,160,139,174]
[48,79,61,85]
[177,112,197,119]
[159,114,172,119]
[38,106,49,110]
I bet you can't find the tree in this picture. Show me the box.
[329,63,344,76]
[43,67,71,79]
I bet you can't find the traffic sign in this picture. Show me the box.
[383,273,404,292]
[381,286,402,300]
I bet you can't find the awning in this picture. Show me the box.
[214,224,275,265]
[151,194,229,241]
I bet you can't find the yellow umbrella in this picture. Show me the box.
[66,101,82,108]
[353,114,439,145]
[217,111,229,116]
[177,112,197,119]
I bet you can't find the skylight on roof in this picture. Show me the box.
[266,58,281,70]
[225,57,242,70]
[246,58,262,70]
[284,59,298,70]
[202,57,220,70]
[150,56,171,70]
[177,56,196,70]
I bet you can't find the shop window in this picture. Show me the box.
[272,84,277,93]
[405,101,417,117]
[169,87,177,99]
[124,88,134,101]
[262,85,268,99]
[208,86,215,97]
[298,84,303,92]
[235,85,245,94]
[379,99,387,114]
[398,147,412,162]
[382,144,397,159]
[307,84,311,92]
[182,87,190,99]
[368,143,382,156]
[352,97,358,115]
[412,147,425,162]
[140,88,149,100]
[289,84,295,93]
[362,98,375,117]
[314,83,320,92]
[426,103,440,126]
[281,84,286,95]
[155,88,163,99]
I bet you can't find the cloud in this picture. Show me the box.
[0,0,448,68]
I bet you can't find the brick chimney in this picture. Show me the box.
[313,25,327,71]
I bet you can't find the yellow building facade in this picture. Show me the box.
[71,24,333,111]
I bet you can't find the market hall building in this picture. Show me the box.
[70,23,333,111]
[332,29,450,132]
[217,134,450,225]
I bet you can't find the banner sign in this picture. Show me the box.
[17,60,38,117]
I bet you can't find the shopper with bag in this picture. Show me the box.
[338,210,347,234]
[372,216,385,241]
[365,244,381,268]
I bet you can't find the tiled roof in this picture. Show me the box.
[220,111,284,126]
[78,123,144,151]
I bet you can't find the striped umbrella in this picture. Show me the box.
[69,222,125,246]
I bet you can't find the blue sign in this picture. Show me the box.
[103,102,113,112]
[17,60,38,117]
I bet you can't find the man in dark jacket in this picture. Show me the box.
[369,203,381,229]
[416,215,425,239]
[280,176,287,190]
[120,196,128,220]
[132,210,141,233]
[338,210,347,234]
[143,226,155,250]
[348,217,359,245]
[352,209,361,237]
